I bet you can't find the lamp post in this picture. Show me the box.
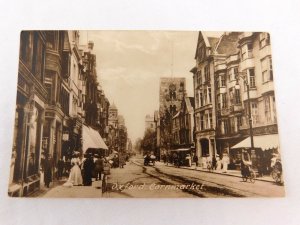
[235,72,254,149]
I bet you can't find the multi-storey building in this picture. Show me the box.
[80,41,98,127]
[191,31,279,169]
[61,31,86,159]
[9,31,48,196]
[42,31,71,171]
[228,32,278,169]
[153,110,160,159]
[107,103,119,151]
[190,32,222,160]
[96,87,110,141]
[171,97,195,149]
[118,115,128,152]
[9,30,113,196]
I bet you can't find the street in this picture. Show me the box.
[32,156,284,198]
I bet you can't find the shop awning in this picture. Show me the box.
[231,134,279,150]
[82,125,108,153]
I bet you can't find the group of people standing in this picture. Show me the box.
[40,152,109,188]
[63,153,106,187]
[192,153,229,173]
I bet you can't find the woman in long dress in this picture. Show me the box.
[222,153,230,173]
[216,155,222,171]
[63,157,83,187]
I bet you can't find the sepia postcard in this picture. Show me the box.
[8,30,284,198]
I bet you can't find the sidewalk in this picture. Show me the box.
[30,178,103,198]
[154,161,274,183]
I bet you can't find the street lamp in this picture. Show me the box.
[235,71,254,149]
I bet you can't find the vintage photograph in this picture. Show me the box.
[8,30,284,198]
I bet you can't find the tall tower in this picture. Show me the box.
[159,77,186,118]
[108,103,118,128]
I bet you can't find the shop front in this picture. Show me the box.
[9,92,45,197]
[230,134,280,173]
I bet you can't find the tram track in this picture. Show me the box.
[133,160,246,198]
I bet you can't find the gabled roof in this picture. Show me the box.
[207,37,220,52]
[215,32,241,55]
[195,31,223,59]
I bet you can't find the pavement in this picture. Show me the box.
[157,161,275,183]
[31,178,103,198]
[137,160,285,197]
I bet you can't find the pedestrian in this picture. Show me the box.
[82,153,95,186]
[57,157,65,180]
[42,154,52,188]
[216,154,222,171]
[28,153,35,176]
[113,154,119,168]
[119,154,125,168]
[193,154,199,168]
[222,152,230,173]
[212,155,217,170]
[162,154,167,164]
[94,155,104,181]
[63,152,83,187]
[257,155,264,177]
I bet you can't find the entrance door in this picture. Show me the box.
[200,139,209,157]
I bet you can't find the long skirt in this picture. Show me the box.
[63,165,83,187]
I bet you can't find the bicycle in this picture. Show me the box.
[102,161,111,193]
[242,165,256,183]
[271,166,282,183]
[102,174,108,193]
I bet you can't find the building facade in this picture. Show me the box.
[10,31,48,196]
[42,31,72,177]
[191,31,278,169]
[171,97,195,149]
[9,30,115,196]
[96,87,110,141]
[80,41,98,127]
[190,32,220,161]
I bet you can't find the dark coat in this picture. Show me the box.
[94,158,104,172]
[42,158,52,185]
[83,158,94,186]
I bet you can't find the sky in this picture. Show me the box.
[79,31,202,142]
